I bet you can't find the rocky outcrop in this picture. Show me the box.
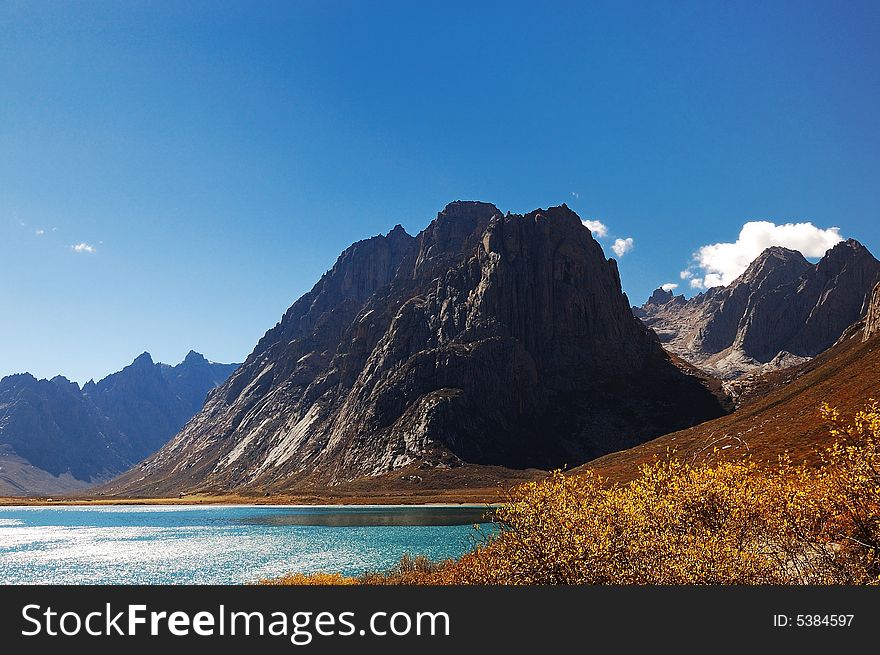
[0,352,238,495]
[865,281,880,342]
[636,240,880,378]
[107,202,730,496]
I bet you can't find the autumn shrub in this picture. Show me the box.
[447,401,880,585]
[814,401,880,583]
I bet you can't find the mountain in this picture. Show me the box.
[84,351,238,462]
[0,375,130,494]
[587,311,880,483]
[0,352,238,496]
[635,240,880,378]
[105,201,729,497]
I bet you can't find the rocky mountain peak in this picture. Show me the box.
[736,246,810,287]
[131,352,155,368]
[49,375,78,391]
[413,201,500,278]
[817,238,874,277]
[647,288,675,306]
[183,350,208,365]
[106,201,729,496]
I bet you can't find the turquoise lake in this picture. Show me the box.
[0,505,495,584]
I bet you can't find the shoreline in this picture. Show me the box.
[0,499,502,509]
[0,489,513,508]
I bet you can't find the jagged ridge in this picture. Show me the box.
[636,240,880,378]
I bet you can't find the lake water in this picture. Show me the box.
[0,505,495,584]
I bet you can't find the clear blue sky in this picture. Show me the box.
[2,0,878,383]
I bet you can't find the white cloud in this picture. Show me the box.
[571,191,579,199]
[611,237,634,257]
[582,219,608,238]
[684,221,843,289]
[35,228,45,236]
[71,242,97,254]
[660,283,678,292]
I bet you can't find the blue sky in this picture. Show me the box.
[2,0,879,383]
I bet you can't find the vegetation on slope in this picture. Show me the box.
[266,401,880,585]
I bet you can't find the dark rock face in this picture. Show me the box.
[110,202,729,495]
[636,240,880,378]
[0,353,238,495]
[864,281,880,342]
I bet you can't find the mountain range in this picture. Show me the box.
[5,200,878,501]
[105,202,730,497]
[0,351,238,495]
[634,240,880,378]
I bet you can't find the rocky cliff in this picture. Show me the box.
[636,240,880,378]
[0,352,238,495]
[865,281,880,342]
[107,202,729,496]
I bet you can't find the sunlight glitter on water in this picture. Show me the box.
[0,505,492,584]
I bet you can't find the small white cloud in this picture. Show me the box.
[660,283,678,292]
[683,220,843,289]
[611,237,634,257]
[35,228,45,236]
[582,219,608,238]
[571,191,580,199]
[71,242,97,254]
[679,270,693,280]
[51,227,58,232]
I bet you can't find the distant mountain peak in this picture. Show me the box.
[0,349,240,496]
[637,239,880,378]
[49,375,78,390]
[820,238,875,271]
[647,287,675,305]
[131,352,154,367]
[183,350,207,364]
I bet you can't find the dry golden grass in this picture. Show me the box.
[260,572,357,586]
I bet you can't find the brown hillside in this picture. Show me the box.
[586,324,880,483]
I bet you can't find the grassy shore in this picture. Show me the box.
[1,463,545,506]
[0,487,516,507]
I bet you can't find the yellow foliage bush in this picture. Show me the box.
[447,400,880,585]
[265,400,880,585]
